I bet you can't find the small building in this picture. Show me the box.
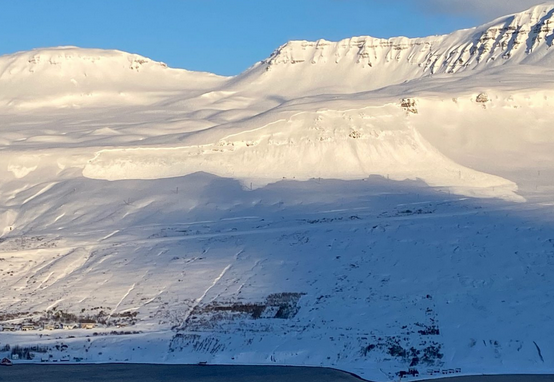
[2,326,17,332]
[21,324,37,331]
[62,324,77,330]
[1,358,13,366]
[80,322,96,329]
[43,324,56,330]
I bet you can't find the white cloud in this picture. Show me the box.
[420,0,549,20]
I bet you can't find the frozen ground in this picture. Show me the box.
[1,4,554,382]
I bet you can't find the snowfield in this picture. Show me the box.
[1,4,554,381]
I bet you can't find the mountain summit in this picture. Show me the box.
[0,47,224,106]
[2,3,554,102]
[265,2,554,72]
[2,4,554,102]
[235,2,554,94]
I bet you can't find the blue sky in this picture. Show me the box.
[0,0,543,75]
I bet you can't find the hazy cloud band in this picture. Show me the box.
[420,0,548,19]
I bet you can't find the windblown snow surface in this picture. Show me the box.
[1,4,554,381]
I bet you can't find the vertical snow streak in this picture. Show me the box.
[110,283,136,317]
[180,263,232,328]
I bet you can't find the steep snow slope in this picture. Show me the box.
[1,177,553,381]
[1,3,554,382]
[81,105,520,201]
[229,2,554,96]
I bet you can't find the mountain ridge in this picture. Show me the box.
[0,46,227,107]
[2,3,554,101]
[264,2,554,68]
[240,2,554,95]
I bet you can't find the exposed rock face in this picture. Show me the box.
[401,98,418,114]
[260,3,554,82]
[476,93,489,103]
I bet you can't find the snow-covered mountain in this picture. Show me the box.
[4,3,554,102]
[1,4,554,381]
[0,47,225,107]
[227,2,554,97]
